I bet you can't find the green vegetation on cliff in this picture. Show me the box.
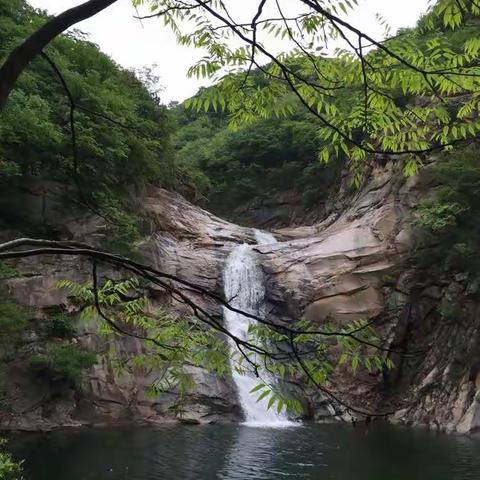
[169,0,480,188]
[171,4,480,219]
[416,148,480,278]
[172,104,343,218]
[0,0,174,188]
[30,344,97,386]
[0,0,175,252]
[0,439,23,480]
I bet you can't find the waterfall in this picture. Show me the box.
[223,229,295,427]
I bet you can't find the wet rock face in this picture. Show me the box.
[253,160,480,434]
[0,185,249,431]
[387,281,480,434]
[141,187,254,304]
[249,162,416,420]
[141,165,480,435]
[2,162,480,434]
[260,162,414,325]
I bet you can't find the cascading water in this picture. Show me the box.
[223,229,295,427]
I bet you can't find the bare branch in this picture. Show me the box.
[0,238,426,358]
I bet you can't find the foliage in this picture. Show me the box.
[30,344,97,386]
[0,300,27,354]
[243,318,394,414]
[0,0,175,252]
[162,0,480,216]
[0,0,174,187]
[172,102,343,217]
[0,284,28,361]
[0,262,18,280]
[5,0,479,231]
[46,312,76,339]
[415,148,480,274]
[58,277,230,410]
[0,159,21,178]
[59,276,393,415]
[92,191,141,255]
[415,202,467,233]
[0,439,23,480]
[133,0,480,185]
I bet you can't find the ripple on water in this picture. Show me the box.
[9,423,480,480]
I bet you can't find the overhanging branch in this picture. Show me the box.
[0,0,118,109]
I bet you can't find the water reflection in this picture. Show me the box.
[219,425,301,479]
[9,423,480,480]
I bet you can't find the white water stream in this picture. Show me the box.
[223,230,295,427]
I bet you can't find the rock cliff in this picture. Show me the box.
[1,159,480,434]
[0,183,250,430]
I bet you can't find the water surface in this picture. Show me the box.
[10,423,480,480]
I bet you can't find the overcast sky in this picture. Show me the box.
[27,0,431,103]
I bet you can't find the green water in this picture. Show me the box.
[9,423,480,479]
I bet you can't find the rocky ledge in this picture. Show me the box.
[1,161,480,434]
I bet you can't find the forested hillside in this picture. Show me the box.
[1,0,480,232]
[0,0,176,253]
[171,102,343,224]
[0,0,174,184]
[0,0,345,230]
[171,7,480,224]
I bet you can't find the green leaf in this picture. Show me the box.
[351,356,359,374]
[256,389,271,403]
[267,395,277,411]
[249,383,266,394]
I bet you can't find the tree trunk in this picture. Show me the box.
[0,0,118,109]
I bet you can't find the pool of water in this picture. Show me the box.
[9,422,480,479]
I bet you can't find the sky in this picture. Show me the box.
[27,0,431,103]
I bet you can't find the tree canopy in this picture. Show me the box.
[0,0,174,188]
[146,0,480,183]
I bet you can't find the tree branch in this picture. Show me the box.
[0,0,118,109]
